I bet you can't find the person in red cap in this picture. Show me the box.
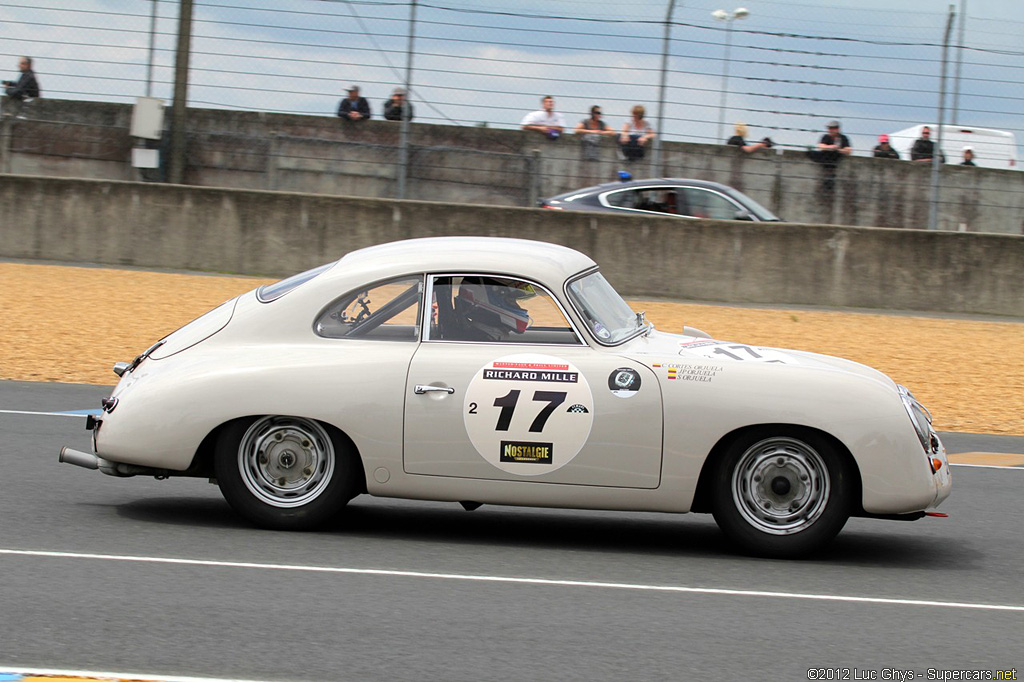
[873,134,899,159]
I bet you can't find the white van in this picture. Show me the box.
[888,125,1019,170]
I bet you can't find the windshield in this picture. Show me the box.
[567,271,644,345]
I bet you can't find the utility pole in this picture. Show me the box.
[651,0,677,175]
[397,0,418,200]
[169,0,194,184]
[146,0,158,98]
[951,0,966,124]
[928,5,955,231]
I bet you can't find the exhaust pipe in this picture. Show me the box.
[59,447,168,478]
[60,447,103,470]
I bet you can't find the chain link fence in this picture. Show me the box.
[1,0,1022,230]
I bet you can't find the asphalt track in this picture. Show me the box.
[1,380,1023,682]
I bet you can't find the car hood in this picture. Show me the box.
[624,330,895,387]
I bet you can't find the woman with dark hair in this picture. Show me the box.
[575,105,615,161]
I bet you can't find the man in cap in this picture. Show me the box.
[817,120,852,161]
[383,87,413,122]
[873,134,899,159]
[813,120,851,196]
[338,85,371,121]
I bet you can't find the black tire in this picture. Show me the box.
[710,430,854,558]
[214,416,360,530]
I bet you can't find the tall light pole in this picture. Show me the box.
[651,0,677,175]
[712,7,748,143]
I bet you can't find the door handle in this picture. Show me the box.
[414,384,455,395]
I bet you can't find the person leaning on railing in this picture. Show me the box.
[726,122,772,153]
[2,56,41,117]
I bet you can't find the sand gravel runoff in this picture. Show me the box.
[2,262,1021,435]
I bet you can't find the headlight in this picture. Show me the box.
[898,384,935,453]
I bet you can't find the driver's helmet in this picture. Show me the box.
[455,278,535,339]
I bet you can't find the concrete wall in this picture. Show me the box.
[2,98,1023,234]
[2,175,1021,317]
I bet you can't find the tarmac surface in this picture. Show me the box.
[2,384,1023,682]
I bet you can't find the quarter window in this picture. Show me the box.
[315,276,423,341]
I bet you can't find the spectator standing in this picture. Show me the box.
[574,105,615,161]
[2,56,40,117]
[910,126,941,162]
[813,120,851,196]
[520,96,566,140]
[960,146,976,166]
[726,122,772,153]
[383,88,413,122]
[873,134,899,159]
[817,120,852,162]
[619,105,654,162]
[338,85,371,121]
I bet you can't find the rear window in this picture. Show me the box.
[257,262,334,303]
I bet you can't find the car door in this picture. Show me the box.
[403,274,663,489]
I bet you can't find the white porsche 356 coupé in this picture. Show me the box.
[60,237,950,557]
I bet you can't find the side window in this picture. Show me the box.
[604,190,638,208]
[315,276,422,341]
[682,188,743,220]
[429,276,581,345]
[607,188,678,214]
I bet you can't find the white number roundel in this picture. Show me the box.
[464,354,594,475]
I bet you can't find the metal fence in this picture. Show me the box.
[1,0,1022,225]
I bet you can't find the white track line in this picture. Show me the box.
[0,409,91,417]
[0,666,264,682]
[2,548,1022,613]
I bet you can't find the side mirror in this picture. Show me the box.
[734,210,754,221]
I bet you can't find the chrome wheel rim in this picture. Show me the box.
[731,437,830,535]
[237,416,335,508]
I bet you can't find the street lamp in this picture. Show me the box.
[712,7,749,142]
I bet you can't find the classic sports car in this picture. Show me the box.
[60,237,950,557]
[540,178,782,222]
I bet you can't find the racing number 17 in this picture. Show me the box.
[493,389,566,433]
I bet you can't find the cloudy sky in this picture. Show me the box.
[1,0,1021,155]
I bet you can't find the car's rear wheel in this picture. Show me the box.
[711,431,853,558]
[214,416,359,530]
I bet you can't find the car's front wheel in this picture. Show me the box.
[214,416,359,530]
[711,431,854,558]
